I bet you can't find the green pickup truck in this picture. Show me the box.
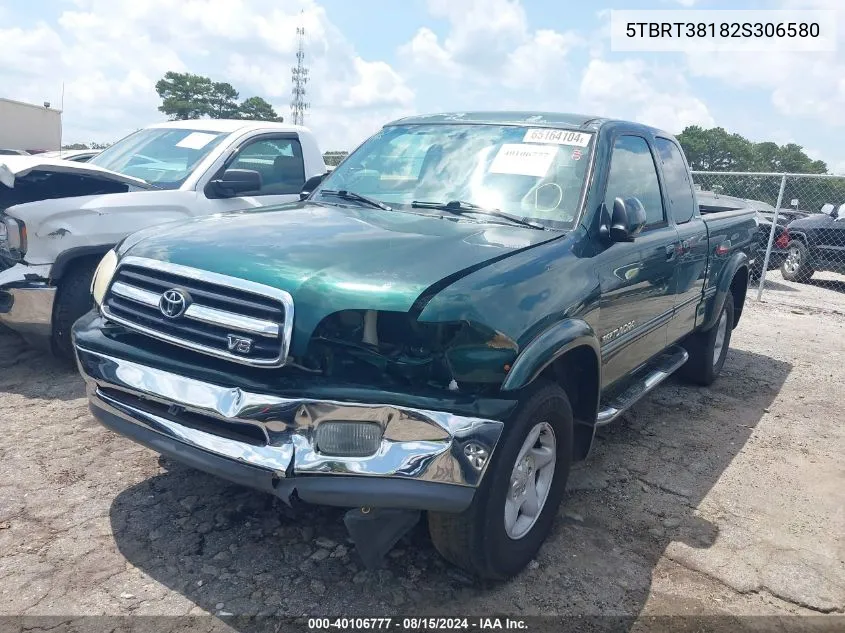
[72,112,755,580]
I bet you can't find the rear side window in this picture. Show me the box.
[655,137,696,224]
[604,135,665,227]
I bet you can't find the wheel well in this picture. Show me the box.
[730,266,748,328]
[540,345,599,462]
[51,254,103,287]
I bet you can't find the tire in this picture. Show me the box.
[780,239,814,283]
[52,262,96,360]
[427,380,573,580]
[679,292,734,387]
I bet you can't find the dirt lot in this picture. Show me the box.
[0,293,843,628]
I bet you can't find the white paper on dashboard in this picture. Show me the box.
[489,143,558,177]
[175,132,219,150]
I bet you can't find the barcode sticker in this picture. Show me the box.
[523,129,593,147]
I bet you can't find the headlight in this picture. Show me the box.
[91,249,119,307]
[1,217,27,257]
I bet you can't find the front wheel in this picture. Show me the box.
[781,240,814,283]
[52,263,96,360]
[427,380,573,580]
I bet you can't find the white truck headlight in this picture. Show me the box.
[91,249,119,307]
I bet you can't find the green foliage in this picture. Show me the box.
[679,126,842,211]
[61,141,112,150]
[207,82,240,118]
[677,126,827,174]
[155,71,213,120]
[155,71,283,122]
[238,96,283,121]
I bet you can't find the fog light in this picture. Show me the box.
[314,422,383,457]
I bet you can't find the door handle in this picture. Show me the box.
[681,240,691,253]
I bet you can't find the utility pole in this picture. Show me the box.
[290,12,309,126]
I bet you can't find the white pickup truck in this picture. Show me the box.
[0,119,327,358]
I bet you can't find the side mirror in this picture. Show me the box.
[211,168,262,197]
[300,172,329,200]
[609,197,647,242]
[821,203,835,216]
[837,204,845,221]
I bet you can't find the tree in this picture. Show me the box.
[238,96,283,121]
[207,82,240,118]
[155,71,284,121]
[677,126,828,174]
[677,126,839,211]
[155,71,213,120]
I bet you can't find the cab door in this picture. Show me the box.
[598,134,679,389]
[653,137,708,344]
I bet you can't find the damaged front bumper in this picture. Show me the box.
[0,263,55,347]
[74,342,507,513]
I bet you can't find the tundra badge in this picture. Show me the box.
[601,320,636,344]
[227,334,254,354]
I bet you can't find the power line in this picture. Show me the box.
[290,12,309,126]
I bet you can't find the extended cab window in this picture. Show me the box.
[655,137,696,224]
[229,138,305,195]
[604,136,664,227]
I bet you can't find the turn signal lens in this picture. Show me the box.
[314,421,383,457]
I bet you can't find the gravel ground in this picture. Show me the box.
[0,291,843,628]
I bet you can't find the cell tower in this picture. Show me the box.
[290,14,309,126]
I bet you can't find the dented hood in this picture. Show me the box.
[122,201,560,331]
[0,155,149,192]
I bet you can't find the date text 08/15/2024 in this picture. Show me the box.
[307,618,527,630]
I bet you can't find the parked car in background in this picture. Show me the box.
[37,149,101,163]
[72,111,755,580]
[0,149,31,156]
[696,190,789,279]
[1,119,326,358]
[780,203,845,282]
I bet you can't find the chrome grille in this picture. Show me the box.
[101,256,293,367]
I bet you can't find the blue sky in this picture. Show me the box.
[2,0,843,171]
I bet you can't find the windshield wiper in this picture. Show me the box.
[319,189,392,211]
[411,200,546,230]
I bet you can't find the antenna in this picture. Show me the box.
[290,11,309,126]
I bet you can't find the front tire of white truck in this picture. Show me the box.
[52,262,96,360]
[427,379,573,580]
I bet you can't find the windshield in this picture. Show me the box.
[313,123,595,228]
[88,128,228,189]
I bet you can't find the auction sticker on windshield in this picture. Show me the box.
[523,129,593,147]
[489,143,558,177]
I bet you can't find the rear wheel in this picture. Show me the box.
[427,380,573,580]
[679,292,734,387]
[52,262,96,360]
[780,240,814,283]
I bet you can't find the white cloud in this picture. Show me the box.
[398,0,582,91]
[0,0,413,150]
[578,59,714,133]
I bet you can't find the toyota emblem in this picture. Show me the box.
[159,289,189,318]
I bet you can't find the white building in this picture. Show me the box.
[0,98,62,152]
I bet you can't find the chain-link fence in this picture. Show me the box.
[691,171,845,311]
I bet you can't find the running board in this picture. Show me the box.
[596,346,689,426]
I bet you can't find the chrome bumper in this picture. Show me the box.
[0,283,56,348]
[75,346,505,507]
